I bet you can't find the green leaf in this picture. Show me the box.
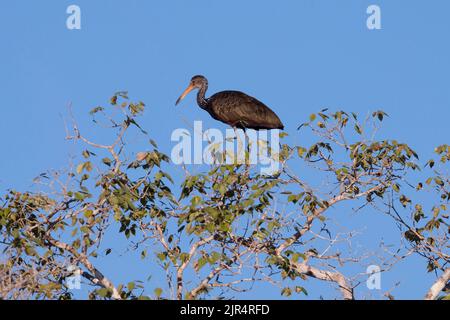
[295,286,308,295]
[209,251,221,264]
[154,288,163,298]
[76,163,84,174]
[89,106,104,115]
[392,184,400,193]
[97,288,109,298]
[102,158,112,166]
[297,147,306,158]
[149,139,158,148]
[281,287,292,297]
[196,257,208,271]
[434,178,444,186]
[110,96,118,105]
[84,161,93,172]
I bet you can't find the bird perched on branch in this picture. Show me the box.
[175,75,284,130]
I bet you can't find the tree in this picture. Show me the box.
[0,93,448,300]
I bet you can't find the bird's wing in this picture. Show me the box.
[210,91,283,129]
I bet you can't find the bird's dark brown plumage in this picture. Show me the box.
[175,75,284,130]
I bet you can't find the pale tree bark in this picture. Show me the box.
[424,268,450,300]
[45,236,122,300]
[176,235,214,299]
[287,260,354,300]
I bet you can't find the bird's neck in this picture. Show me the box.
[197,84,209,109]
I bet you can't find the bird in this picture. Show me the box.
[175,75,284,130]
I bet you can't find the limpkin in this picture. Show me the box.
[175,75,284,130]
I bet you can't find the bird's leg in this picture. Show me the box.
[237,122,253,166]
[232,121,251,168]
[243,128,251,164]
[232,126,238,138]
[233,126,244,165]
[236,124,252,172]
[242,130,251,179]
[230,122,240,140]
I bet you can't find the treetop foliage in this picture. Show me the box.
[0,93,448,300]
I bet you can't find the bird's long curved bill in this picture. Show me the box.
[175,83,195,106]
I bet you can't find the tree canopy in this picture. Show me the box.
[0,93,448,300]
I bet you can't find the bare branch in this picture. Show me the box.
[424,268,450,300]
[44,236,122,300]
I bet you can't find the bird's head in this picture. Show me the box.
[175,75,208,106]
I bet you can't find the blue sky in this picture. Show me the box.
[0,1,449,299]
